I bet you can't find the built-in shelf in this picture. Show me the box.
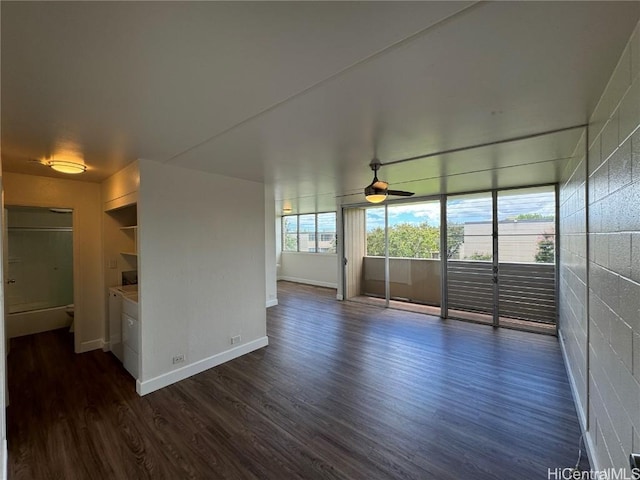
[120,225,138,257]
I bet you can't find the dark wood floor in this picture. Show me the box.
[7,281,588,479]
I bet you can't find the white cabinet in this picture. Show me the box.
[108,288,124,361]
[108,286,139,378]
[122,296,139,379]
[103,161,139,211]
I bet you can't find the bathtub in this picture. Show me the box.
[7,305,73,338]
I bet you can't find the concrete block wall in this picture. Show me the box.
[559,20,640,471]
[559,132,588,428]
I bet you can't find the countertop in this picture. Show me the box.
[122,293,138,305]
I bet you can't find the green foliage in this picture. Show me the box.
[535,233,555,263]
[284,234,298,251]
[283,217,298,251]
[366,227,385,256]
[446,225,464,259]
[512,213,554,221]
[366,222,463,259]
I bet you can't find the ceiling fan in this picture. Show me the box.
[364,159,414,203]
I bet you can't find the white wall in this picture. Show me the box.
[559,20,640,472]
[3,172,104,353]
[279,252,339,289]
[136,159,267,394]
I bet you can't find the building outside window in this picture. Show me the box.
[282,212,336,253]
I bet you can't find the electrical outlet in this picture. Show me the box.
[107,259,117,269]
[231,335,241,345]
[172,354,185,364]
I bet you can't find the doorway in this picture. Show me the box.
[5,206,75,339]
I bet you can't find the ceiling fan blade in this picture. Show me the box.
[387,190,415,197]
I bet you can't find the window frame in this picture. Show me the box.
[282,212,336,254]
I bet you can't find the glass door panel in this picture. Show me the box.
[446,193,494,323]
[497,187,557,331]
[385,200,441,307]
[355,201,442,313]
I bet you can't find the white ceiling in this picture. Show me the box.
[2,1,639,213]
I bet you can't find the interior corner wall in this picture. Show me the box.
[559,21,640,471]
[3,172,104,353]
[136,159,267,394]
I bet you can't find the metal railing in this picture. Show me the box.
[362,257,556,324]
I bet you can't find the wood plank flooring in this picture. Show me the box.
[7,281,589,479]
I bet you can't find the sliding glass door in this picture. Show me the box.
[444,186,557,331]
[343,199,441,311]
[446,192,495,324]
[497,186,557,332]
[343,185,558,333]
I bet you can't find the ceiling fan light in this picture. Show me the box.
[48,160,86,174]
[365,185,387,203]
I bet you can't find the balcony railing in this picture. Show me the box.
[361,257,556,324]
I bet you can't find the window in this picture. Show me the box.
[497,186,556,263]
[283,216,298,251]
[282,212,336,253]
[365,201,441,259]
[299,214,316,252]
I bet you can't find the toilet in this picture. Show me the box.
[65,304,75,333]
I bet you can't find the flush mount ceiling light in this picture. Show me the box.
[282,207,293,214]
[47,160,86,174]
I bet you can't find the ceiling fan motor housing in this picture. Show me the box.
[364,159,414,201]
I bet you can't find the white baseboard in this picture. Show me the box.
[78,338,105,353]
[583,425,599,473]
[266,299,279,308]
[558,330,587,429]
[278,276,337,289]
[559,329,598,471]
[136,336,269,396]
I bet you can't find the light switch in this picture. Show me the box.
[108,259,117,269]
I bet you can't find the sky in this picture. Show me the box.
[365,189,555,231]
